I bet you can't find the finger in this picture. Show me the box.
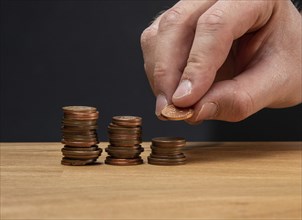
[172,0,275,107]
[153,0,217,116]
[185,58,282,123]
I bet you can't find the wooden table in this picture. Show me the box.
[1,142,301,219]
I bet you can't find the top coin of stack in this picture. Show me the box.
[148,137,186,165]
[105,116,144,165]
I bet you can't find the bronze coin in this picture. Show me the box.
[151,147,183,156]
[112,116,142,127]
[64,111,99,118]
[62,148,101,156]
[62,125,98,131]
[63,106,97,113]
[161,105,193,121]
[109,139,141,147]
[105,156,143,166]
[61,157,97,166]
[108,135,142,141]
[61,129,96,134]
[105,150,142,159]
[152,137,186,147]
[150,153,185,159]
[62,154,100,160]
[62,133,97,138]
[107,145,143,150]
[105,147,143,154]
[63,145,99,151]
[63,137,98,142]
[61,140,98,147]
[63,119,98,126]
[147,156,186,166]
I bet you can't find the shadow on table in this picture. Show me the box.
[183,142,300,164]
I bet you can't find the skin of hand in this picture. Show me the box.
[141,0,302,124]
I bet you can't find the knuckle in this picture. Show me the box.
[197,9,226,32]
[140,26,157,48]
[159,7,186,29]
[153,62,168,81]
[229,82,254,122]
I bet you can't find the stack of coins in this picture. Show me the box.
[61,106,102,166]
[105,116,144,165]
[148,137,186,166]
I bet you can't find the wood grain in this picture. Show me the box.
[1,142,301,219]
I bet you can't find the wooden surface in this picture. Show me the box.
[1,142,301,219]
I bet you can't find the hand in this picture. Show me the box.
[141,0,302,124]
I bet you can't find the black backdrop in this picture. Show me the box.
[1,0,301,142]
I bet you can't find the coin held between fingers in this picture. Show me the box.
[161,104,194,121]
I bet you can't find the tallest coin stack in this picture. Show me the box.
[61,106,102,166]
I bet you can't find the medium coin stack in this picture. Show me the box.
[61,106,102,166]
[105,116,144,165]
[148,137,186,166]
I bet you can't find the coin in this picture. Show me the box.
[63,106,97,113]
[61,157,97,166]
[152,137,186,147]
[147,157,186,166]
[63,145,99,151]
[61,148,102,156]
[61,140,98,147]
[112,116,142,127]
[161,104,193,121]
[105,147,144,159]
[105,156,143,166]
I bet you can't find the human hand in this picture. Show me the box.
[141,0,302,124]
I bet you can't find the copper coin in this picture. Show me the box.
[61,140,98,147]
[150,145,183,152]
[63,134,97,139]
[63,119,98,126]
[109,135,141,141]
[61,157,97,166]
[152,137,186,147]
[63,106,97,113]
[149,153,185,159]
[107,145,143,150]
[109,139,141,147]
[62,148,101,155]
[63,138,98,143]
[64,111,99,117]
[62,125,98,131]
[62,154,100,160]
[105,156,143,166]
[107,126,141,134]
[161,105,193,121]
[105,147,143,153]
[105,149,142,159]
[112,116,142,127]
[63,145,99,151]
[147,156,186,166]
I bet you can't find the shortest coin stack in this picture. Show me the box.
[105,116,144,165]
[61,106,102,166]
[148,137,186,166]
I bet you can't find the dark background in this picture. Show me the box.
[1,0,301,142]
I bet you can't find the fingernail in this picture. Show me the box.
[197,103,218,120]
[155,94,168,116]
[173,80,192,99]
